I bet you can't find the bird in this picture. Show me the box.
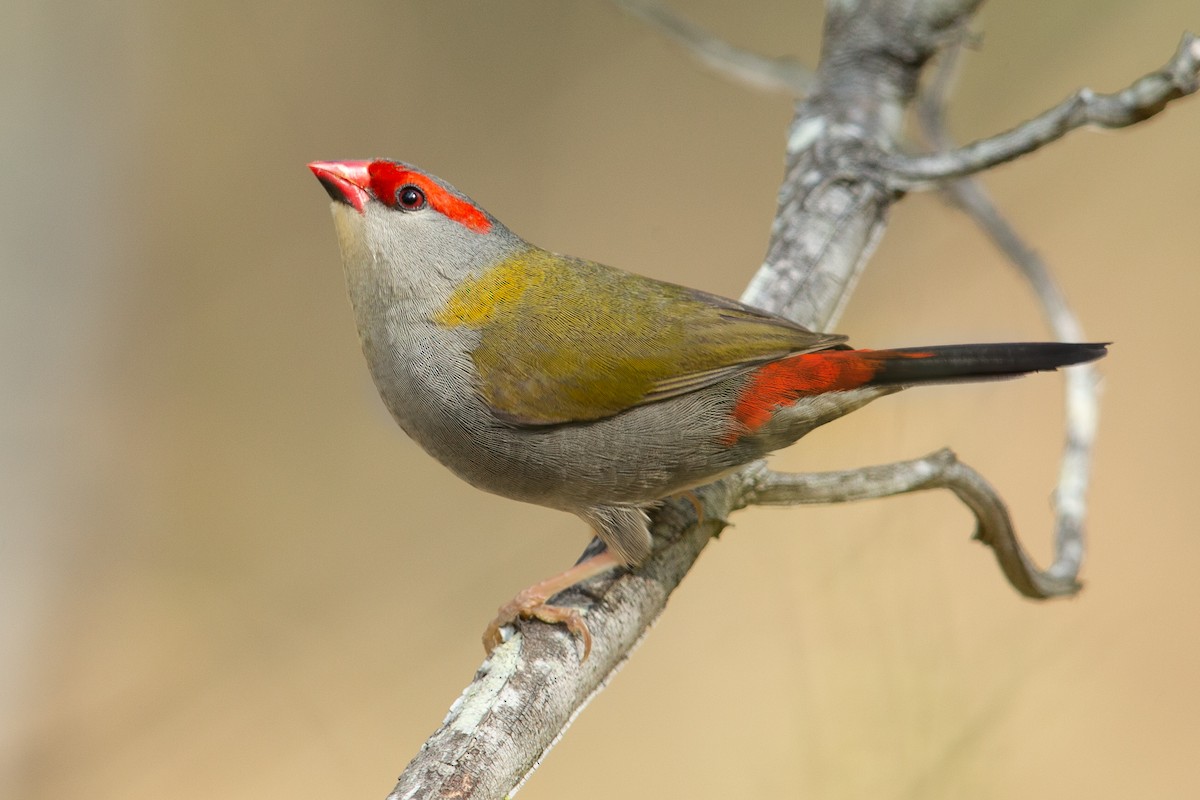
[308,158,1106,658]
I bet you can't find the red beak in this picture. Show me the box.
[309,160,372,213]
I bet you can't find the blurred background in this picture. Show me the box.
[3,1,1197,798]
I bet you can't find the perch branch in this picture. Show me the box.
[613,0,815,95]
[390,0,934,790]
[887,32,1200,188]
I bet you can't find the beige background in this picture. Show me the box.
[3,2,1198,798]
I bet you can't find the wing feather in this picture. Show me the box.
[439,247,845,426]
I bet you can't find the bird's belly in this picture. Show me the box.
[365,326,764,510]
[403,386,758,511]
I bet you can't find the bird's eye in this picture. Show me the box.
[396,185,426,210]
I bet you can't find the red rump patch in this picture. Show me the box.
[367,161,492,234]
[727,349,933,442]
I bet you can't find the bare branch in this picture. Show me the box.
[739,451,1080,598]
[612,0,815,95]
[384,10,1184,799]
[887,32,1200,188]
[914,43,1103,588]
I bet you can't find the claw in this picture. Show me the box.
[480,550,621,660]
[483,590,593,659]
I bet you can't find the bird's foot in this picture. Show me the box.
[483,589,592,659]
[481,549,622,661]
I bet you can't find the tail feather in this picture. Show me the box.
[866,342,1108,386]
[727,341,1107,444]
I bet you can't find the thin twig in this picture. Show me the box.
[740,451,1079,598]
[887,32,1200,188]
[612,0,816,95]
[915,43,1104,586]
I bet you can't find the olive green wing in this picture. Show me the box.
[434,247,845,426]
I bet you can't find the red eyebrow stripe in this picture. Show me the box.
[366,162,491,234]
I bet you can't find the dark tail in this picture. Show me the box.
[866,342,1108,386]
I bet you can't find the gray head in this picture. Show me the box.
[309,159,524,314]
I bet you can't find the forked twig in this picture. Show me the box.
[908,38,1132,587]
[888,32,1200,188]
